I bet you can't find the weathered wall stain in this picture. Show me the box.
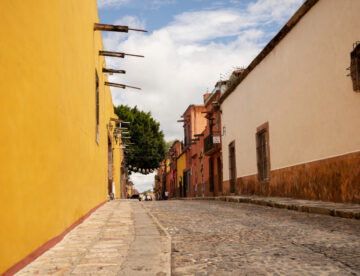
[225,152,360,203]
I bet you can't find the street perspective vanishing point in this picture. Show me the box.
[0,0,359,275]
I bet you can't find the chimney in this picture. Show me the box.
[203,93,211,103]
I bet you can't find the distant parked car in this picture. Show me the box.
[131,194,140,200]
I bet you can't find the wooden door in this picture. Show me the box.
[217,156,222,194]
[229,142,236,194]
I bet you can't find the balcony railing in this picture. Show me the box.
[204,134,221,155]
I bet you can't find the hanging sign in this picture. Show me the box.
[213,135,221,144]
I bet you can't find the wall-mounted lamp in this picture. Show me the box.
[212,100,220,111]
[107,123,114,132]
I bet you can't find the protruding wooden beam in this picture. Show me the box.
[99,51,125,58]
[110,118,122,123]
[102,68,126,74]
[105,82,141,90]
[99,51,144,58]
[94,23,147,33]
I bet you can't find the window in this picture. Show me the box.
[350,42,360,92]
[95,70,100,144]
[183,125,187,146]
[183,122,191,147]
[256,122,270,181]
[228,141,236,193]
[187,123,191,146]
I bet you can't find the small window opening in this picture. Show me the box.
[350,42,360,92]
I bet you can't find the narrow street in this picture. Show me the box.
[147,200,360,276]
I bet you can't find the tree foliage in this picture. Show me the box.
[114,105,166,170]
[165,139,177,154]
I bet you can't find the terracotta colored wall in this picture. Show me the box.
[236,151,360,203]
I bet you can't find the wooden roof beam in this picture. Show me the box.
[99,51,144,58]
[110,118,122,123]
[94,23,147,33]
[105,82,141,90]
[103,68,126,74]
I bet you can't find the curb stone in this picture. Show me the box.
[176,196,360,220]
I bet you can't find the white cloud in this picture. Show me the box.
[97,0,130,9]
[103,0,304,141]
[247,0,305,24]
[114,16,146,29]
[130,172,156,193]
[166,10,253,43]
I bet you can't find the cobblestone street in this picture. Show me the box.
[147,200,360,276]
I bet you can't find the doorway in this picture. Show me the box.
[229,141,236,194]
[108,135,113,199]
[217,156,222,194]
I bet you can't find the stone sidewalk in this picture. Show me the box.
[16,200,171,276]
[182,195,360,219]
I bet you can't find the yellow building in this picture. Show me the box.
[0,0,124,274]
[176,152,187,196]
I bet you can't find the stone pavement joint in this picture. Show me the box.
[141,202,172,274]
[180,195,360,219]
[15,200,171,275]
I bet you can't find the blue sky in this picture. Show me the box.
[97,0,305,192]
[98,0,249,33]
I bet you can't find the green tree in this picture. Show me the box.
[114,105,166,171]
[165,139,177,154]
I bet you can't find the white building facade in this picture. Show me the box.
[220,0,360,203]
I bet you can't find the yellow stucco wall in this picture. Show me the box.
[166,158,171,173]
[0,0,122,273]
[176,153,187,188]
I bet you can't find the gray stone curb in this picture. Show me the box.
[141,202,172,276]
[177,196,360,220]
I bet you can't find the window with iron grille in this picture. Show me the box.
[256,122,270,181]
[350,42,360,92]
[96,70,100,144]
